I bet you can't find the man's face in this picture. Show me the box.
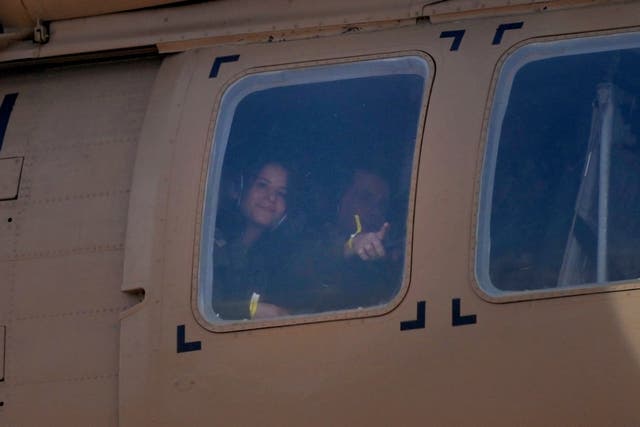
[337,170,390,233]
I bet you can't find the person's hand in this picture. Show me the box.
[254,302,289,319]
[345,222,390,261]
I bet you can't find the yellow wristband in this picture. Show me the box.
[249,292,260,319]
[347,214,362,249]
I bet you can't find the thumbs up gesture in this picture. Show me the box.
[345,222,390,261]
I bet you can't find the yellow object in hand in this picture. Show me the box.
[249,292,260,319]
[347,214,362,249]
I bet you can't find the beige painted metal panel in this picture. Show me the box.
[0,0,427,62]
[0,2,32,28]
[119,52,198,425]
[0,157,22,200]
[1,0,634,63]
[0,57,160,424]
[0,0,637,425]
[24,144,135,201]
[118,18,433,427]
[425,0,628,20]
[121,52,197,294]
[117,2,640,426]
[0,0,182,27]
[20,66,152,151]
[13,252,132,318]
[0,263,12,323]
[0,325,5,381]
[6,377,118,426]
[14,193,128,257]
[1,0,598,30]
[0,205,16,261]
[8,314,120,385]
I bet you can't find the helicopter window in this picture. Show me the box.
[198,56,428,325]
[478,32,640,295]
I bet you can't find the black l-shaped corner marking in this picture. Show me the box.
[0,93,18,152]
[209,55,240,78]
[400,300,426,331]
[492,22,524,45]
[177,325,202,353]
[451,298,477,327]
[440,30,466,51]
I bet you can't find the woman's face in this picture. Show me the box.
[240,163,288,229]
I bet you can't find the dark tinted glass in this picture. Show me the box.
[479,34,640,293]
[200,57,428,322]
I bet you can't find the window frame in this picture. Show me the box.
[194,51,434,331]
[474,28,640,302]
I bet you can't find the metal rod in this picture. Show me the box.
[597,83,614,283]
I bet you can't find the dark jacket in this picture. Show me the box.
[284,224,403,315]
[211,226,285,320]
